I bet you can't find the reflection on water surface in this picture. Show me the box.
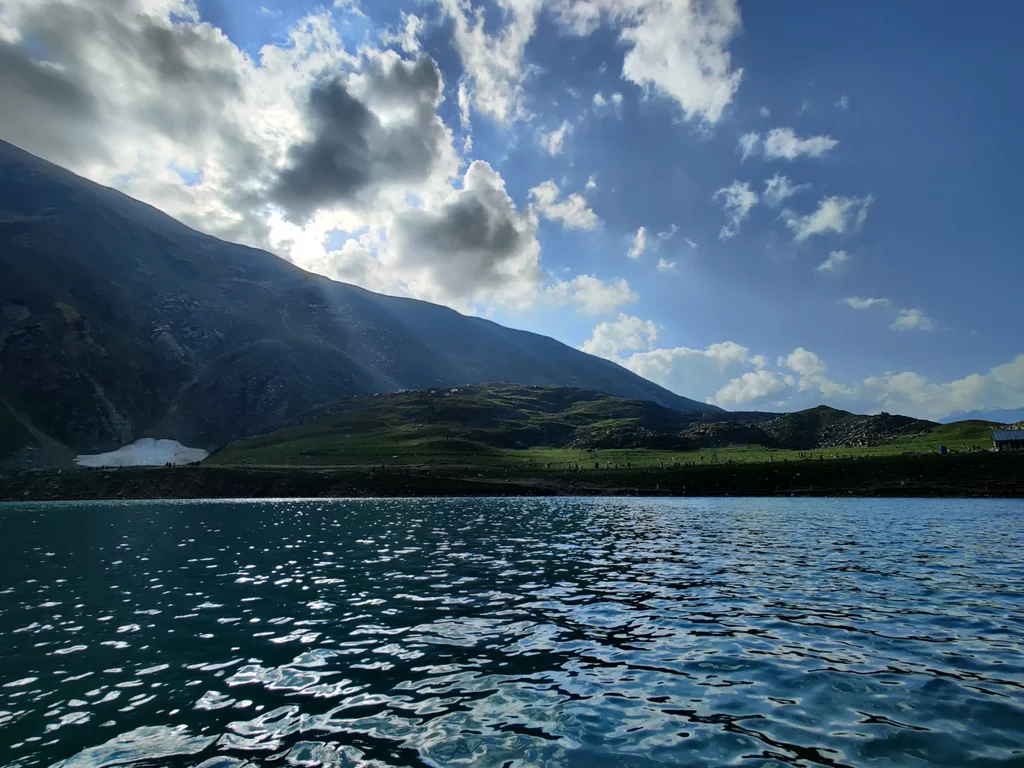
[0,497,1022,767]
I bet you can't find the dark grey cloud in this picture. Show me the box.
[0,0,245,166]
[268,56,450,223]
[389,161,540,299]
[363,55,443,108]
[0,42,101,165]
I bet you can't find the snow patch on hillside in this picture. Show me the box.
[75,439,209,468]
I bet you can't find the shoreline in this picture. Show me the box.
[2,453,1022,501]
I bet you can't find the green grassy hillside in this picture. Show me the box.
[208,384,1001,469]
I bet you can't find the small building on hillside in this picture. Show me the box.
[992,430,1024,453]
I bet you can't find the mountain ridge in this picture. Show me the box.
[0,140,715,465]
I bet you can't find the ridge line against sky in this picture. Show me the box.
[0,0,1021,420]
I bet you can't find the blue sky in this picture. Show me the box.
[3,0,1022,419]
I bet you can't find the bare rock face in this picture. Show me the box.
[0,141,715,463]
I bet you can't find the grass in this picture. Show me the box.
[207,384,999,471]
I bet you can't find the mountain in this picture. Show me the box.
[210,385,962,468]
[941,408,1022,425]
[0,141,715,463]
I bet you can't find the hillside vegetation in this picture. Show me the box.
[210,383,998,468]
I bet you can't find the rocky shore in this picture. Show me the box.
[2,453,1021,501]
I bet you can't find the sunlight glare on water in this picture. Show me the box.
[0,497,1022,767]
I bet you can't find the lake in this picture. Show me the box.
[0,498,1022,767]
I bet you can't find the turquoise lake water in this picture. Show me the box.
[0,498,1022,767]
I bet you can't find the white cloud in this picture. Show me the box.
[457,79,472,127]
[593,90,624,113]
[617,340,768,402]
[548,274,638,315]
[580,314,658,358]
[714,181,758,239]
[863,355,1024,420]
[379,11,423,54]
[842,296,892,310]
[816,249,850,273]
[388,160,543,309]
[439,0,541,124]
[685,237,698,249]
[628,226,648,258]
[836,94,849,110]
[784,195,872,240]
[585,175,598,192]
[840,298,938,333]
[782,347,828,378]
[891,308,937,332]
[738,131,760,160]
[550,0,744,124]
[539,120,572,155]
[780,347,853,399]
[656,258,676,272]
[656,224,678,245]
[529,180,599,230]
[762,173,809,207]
[712,370,788,406]
[759,106,771,118]
[763,127,838,160]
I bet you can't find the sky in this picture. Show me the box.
[1,0,1022,420]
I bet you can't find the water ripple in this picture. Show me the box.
[0,497,1022,767]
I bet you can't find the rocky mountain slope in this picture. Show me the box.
[0,141,716,465]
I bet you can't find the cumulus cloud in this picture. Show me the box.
[529,180,599,230]
[580,314,658,358]
[891,308,937,332]
[550,0,744,124]
[836,94,849,110]
[388,160,544,308]
[656,258,676,272]
[714,181,758,239]
[438,0,541,124]
[269,54,454,222]
[548,274,639,315]
[539,120,573,155]
[585,175,598,192]
[380,11,424,55]
[780,347,853,399]
[816,249,850,273]
[615,339,770,404]
[712,370,788,406]
[863,355,1024,420]
[784,195,872,241]
[759,106,771,118]
[762,173,808,207]
[628,226,648,258]
[763,127,838,160]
